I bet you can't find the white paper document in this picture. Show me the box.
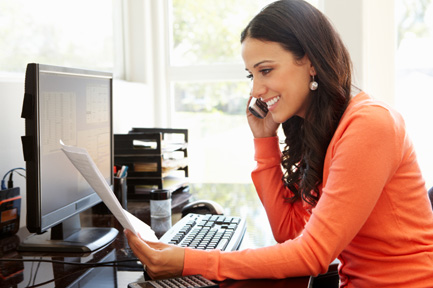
[60,140,158,242]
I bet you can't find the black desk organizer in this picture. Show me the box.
[114,128,189,200]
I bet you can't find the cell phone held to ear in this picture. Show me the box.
[248,98,268,119]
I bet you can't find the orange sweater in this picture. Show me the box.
[183,92,433,287]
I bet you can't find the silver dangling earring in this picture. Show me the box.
[309,75,318,91]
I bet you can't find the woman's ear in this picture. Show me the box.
[303,54,316,76]
[309,63,316,77]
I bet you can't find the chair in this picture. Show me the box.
[308,259,340,288]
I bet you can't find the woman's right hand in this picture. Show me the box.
[125,229,185,280]
[246,97,280,138]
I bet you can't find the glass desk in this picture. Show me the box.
[0,183,328,288]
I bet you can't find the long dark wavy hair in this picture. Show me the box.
[241,0,352,206]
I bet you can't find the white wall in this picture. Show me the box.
[324,0,395,105]
[113,80,154,134]
[120,0,170,127]
[0,78,27,227]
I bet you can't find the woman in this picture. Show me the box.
[125,0,433,286]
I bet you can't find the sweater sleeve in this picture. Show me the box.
[250,136,311,242]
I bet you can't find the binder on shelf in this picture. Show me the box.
[114,128,189,200]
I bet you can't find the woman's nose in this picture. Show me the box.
[250,79,266,98]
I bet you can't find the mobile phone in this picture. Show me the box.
[248,98,268,119]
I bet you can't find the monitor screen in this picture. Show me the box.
[19,63,118,252]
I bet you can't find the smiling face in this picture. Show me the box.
[242,37,315,123]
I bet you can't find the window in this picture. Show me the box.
[0,0,114,75]
[395,0,433,188]
[167,0,319,183]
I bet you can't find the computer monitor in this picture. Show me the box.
[19,63,118,252]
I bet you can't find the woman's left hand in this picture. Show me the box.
[125,229,185,279]
[246,96,280,138]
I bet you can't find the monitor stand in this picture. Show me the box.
[18,214,118,253]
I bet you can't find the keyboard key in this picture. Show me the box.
[215,239,229,250]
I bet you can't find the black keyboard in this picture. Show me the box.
[159,213,246,251]
[128,274,218,288]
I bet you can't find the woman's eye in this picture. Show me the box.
[246,68,272,80]
[260,68,272,75]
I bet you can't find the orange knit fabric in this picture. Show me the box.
[183,92,433,287]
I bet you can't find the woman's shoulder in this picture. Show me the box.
[343,91,404,128]
[333,91,407,148]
